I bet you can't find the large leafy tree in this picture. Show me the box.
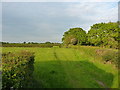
[87,22,119,48]
[62,28,87,45]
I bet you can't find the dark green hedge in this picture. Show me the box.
[2,43,61,48]
[2,51,35,89]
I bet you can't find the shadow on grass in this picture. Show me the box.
[33,60,114,88]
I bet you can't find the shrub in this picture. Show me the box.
[2,51,35,89]
[102,50,118,67]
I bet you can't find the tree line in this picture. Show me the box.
[1,22,119,49]
[1,42,61,48]
[62,22,119,49]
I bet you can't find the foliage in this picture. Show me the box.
[62,28,87,45]
[2,51,35,89]
[87,22,119,48]
[45,42,51,44]
[101,50,118,67]
[61,22,119,49]
[70,45,118,67]
[2,43,61,48]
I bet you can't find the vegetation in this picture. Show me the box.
[1,21,119,88]
[1,22,119,49]
[2,51,35,89]
[101,50,118,67]
[1,42,61,48]
[69,45,118,67]
[62,28,87,46]
[2,47,118,88]
[87,22,119,48]
[62,22,119,49]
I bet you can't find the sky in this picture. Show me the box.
[1,0,119,2]
[1,1,119,43]
[0,2,2,42]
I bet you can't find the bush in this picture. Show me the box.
[2,51,35,89]
[102,50,118,67]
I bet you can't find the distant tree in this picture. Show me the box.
[62,28,87,45]
[23,42,26,44]
[45,42,51,44]
[28,42,31,44]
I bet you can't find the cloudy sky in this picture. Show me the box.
[1,1,118,43]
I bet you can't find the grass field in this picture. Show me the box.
[2,46,118,88]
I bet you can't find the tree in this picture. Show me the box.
[45,42,51,44]
[62,28,87,45]
[87,22,119,48]
[23,42,26,44]
[63,34,77,45]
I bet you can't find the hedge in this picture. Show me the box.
[2,51,35,89]
[2,43,61,48]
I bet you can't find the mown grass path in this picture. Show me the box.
[2,47,118,88]
[32,48,118,88]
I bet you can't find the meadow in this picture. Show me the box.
[1,46,118,88]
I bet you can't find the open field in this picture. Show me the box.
[2,46,118,88]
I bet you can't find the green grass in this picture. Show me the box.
[1,47,118,88]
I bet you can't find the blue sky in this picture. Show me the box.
[2,2,118,43]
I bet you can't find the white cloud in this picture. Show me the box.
[65,2,118,23]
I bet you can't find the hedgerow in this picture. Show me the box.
[2,43,61,48]
[2,51,35,89]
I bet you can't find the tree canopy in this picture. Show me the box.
[62,22,119,49]
[62,28,87,45]
[87,22,119,48]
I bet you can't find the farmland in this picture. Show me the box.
[2,2,119,88]
[2,46,118,88]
